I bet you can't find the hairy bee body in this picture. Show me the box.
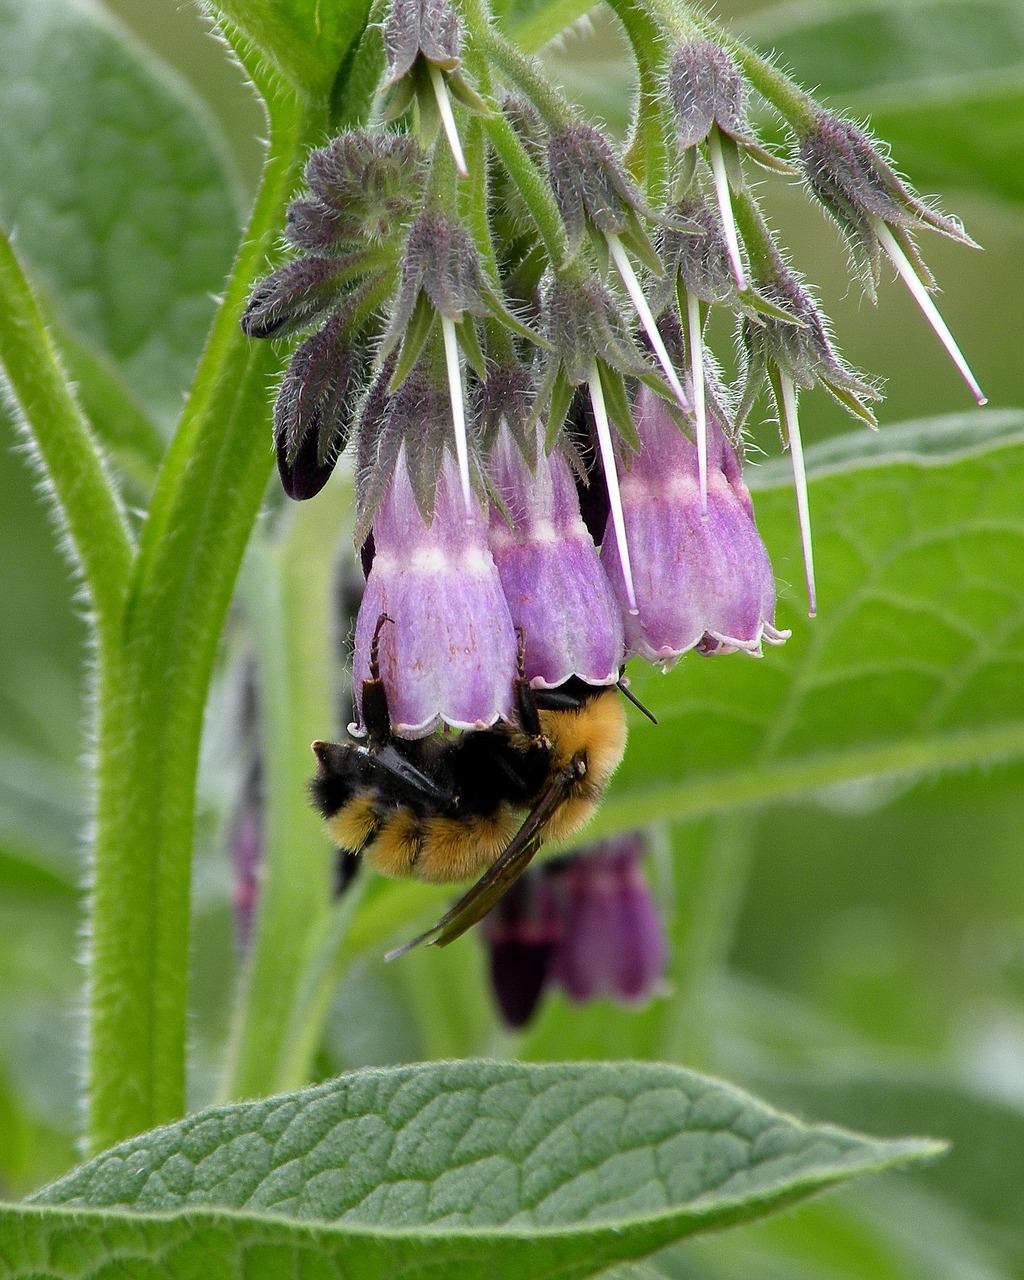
[310,650,628,951]
[312,681,626,884]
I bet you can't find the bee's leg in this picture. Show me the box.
[512,627,543,739]
[361,613,395,749]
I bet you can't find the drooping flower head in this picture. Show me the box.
[238,4,983,760]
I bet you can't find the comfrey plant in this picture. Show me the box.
[242,0,982,942]
[2,0,1006,1266]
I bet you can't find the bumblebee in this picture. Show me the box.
[310,619,630,955]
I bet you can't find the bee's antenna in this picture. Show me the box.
[616,678,658,725]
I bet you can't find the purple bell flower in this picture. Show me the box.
[482,832,667,1028]
[487,425,624,688]
[352,445,518,737]
[601,386,788,664]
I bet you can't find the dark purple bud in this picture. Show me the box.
[601,386,788,661]
[798,111,976,291]
[285,197,347,255]
[548,124,649,251]
[668,40,788,175]
[380,212,489,359]
[668,40,750,149]
[548,272,647,385]
[241,255,359,339]
[383,0,461,84]
[274,312,359,500]
[660,195,735,306]
[482,873,561,1029]
[352,445,518,737]
[303,131,424,244]
[549,834,666,1004]
[740,265,880,424]
[488,424,624,688]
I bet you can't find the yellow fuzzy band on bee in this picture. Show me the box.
[540,689,627,783]
[327,794,379,852]
[368,806,520,884]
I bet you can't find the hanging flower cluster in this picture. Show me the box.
[242,0,982,730]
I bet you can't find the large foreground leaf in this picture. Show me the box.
[598,411,1024,834]
[1,1061,938,1279]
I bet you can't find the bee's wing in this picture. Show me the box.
[370,744,451,805]
[384,759,583,960]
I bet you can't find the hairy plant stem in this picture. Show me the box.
[85,90,328,1154]
[0,230,134,643]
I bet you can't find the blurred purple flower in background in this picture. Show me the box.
[484,832,667,1028]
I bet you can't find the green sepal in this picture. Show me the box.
[543,364,577,449]
[620,209,666,278]
[822,376,881,428]
[456,315,488,379]
[599,362,641,451]
[386,293,436,391]
[739,286,808,327]
[481,280,552,349]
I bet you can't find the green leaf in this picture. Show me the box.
[0,741,82,898]
[749,0,1024,204]
[0,0,242,422]
[207,0,373,100]
[499,0,604,52]
[593,411,1024,837]
[2,1062,940,1280]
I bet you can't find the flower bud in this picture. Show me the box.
[668,39,788,172]
[601,386,787,662]
[303,132,424,246]
[797,111,974,291]
[738,260,880,426]
[488,425,624,688]
[383,0,461,85]
[550,834,666,1004]
[482,873,561,1029]
[352,446,518,737]
[669,39,749,149]
[273,312,358,500]
[547,124,654,259]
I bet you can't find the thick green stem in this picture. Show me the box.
[482,111,569,264]
[85,91,328,1154]
[0,229,134,647]
[477,27,573,127]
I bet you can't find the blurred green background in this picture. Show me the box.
[0,0,1022,1275]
